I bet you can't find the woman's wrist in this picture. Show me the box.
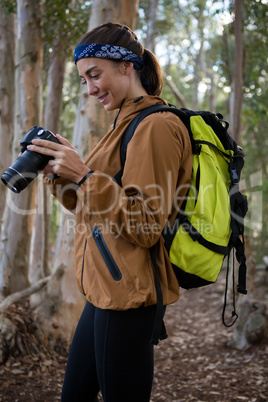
[75,167,91,184]
[76,170,94,187]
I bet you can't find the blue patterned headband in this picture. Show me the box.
[74,43,144,70]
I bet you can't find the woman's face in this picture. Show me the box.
[77,57,133,111]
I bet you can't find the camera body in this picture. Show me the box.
[1,126,60,193]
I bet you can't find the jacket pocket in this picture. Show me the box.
[92,226,122,281]
[81,239,87,295]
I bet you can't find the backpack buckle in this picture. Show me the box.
[193,144,202,155]
[231,168,239,184]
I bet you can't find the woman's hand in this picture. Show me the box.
[27,134,90,184]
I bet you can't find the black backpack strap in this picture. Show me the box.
[230,191,248,294]
[176,211,230,255]
[113,104,182,344]
[221,144,247,326]
[113,104,188,186]
[149,245,168,344]
[120,104,187,166]
[229,146,248,295]
[222,251,239,327]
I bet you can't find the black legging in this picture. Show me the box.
[61,301,157,402]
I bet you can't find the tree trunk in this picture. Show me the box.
[192,2,205,110]
[0,0,43,298]
[144,0,159,52]
[209,74,216,113]
[29,177,52,307]
[29,40,67,305]
[35,0,140,349]
[229,237,268,349]
[44,40,66,135]
[0,10,15,222]
[229,0,243,143]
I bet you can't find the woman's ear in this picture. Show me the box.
[121,61,134,76]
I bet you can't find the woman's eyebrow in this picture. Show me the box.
[79,66,98,79]
[85,66,98,76]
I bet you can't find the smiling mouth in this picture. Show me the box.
[98,94,108,103]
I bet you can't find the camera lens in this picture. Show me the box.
[1,150,50,193]
[1,126,60,193]
[1,169,29,193]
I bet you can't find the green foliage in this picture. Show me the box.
[0,0,16,14]
[43,0,91,74]
[137,0,183,40]
[241,0,268,263]
[242,89,268,263]
[138,0,233,114]
[43,0,91,47]
[210,0,268,263]
[243,0,268,92]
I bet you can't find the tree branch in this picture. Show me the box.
[0,276,51,314]
[163,71,187,108]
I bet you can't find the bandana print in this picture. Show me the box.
[74,43,144,70]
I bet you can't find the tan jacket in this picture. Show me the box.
[44,95,193,310]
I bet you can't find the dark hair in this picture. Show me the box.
[77,22,163,96]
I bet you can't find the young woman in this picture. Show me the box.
[27,22,192,402]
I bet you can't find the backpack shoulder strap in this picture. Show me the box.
[113,103,187,344]
[120,104,187,165]
[113,104,188,185]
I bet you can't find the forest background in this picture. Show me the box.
[0,0,267,356]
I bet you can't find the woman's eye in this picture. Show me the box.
[81,80,87,86]
[91,74,99,80]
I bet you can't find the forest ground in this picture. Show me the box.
[0,269,267,402]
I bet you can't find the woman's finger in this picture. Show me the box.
[30,138,62,150]
[55,134,74,147]
[27,142,57,157]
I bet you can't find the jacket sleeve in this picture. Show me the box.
[43,175,77,213]
[76,112,192,247]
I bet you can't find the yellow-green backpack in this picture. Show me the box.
[116,104,248,344]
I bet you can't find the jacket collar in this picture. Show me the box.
[113,95,168,129]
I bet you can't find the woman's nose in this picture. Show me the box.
[88,82,98,96]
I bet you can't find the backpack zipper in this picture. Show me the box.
[81,239,87,295]
[194,164,200,207]
[92,226,122,281]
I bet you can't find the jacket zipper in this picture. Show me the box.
[92,226,122,281]
[81,239,87,294]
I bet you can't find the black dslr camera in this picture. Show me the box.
[1,126,60,194]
